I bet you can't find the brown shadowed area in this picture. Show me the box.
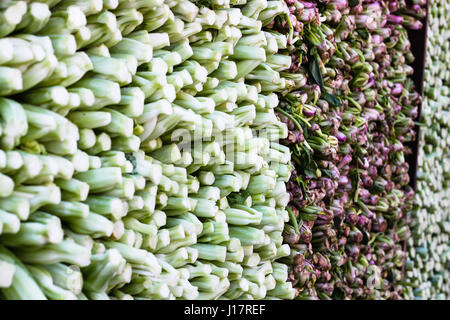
[405,0,430,191]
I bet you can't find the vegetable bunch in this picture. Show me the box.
[0,0,296,300]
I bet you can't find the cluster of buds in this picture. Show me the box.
[271,0,425,299]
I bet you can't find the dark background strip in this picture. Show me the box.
[406,0,430,191]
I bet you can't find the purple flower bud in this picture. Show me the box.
[374,42,388,57]
[314,218,331,226]
[358,215,370,227]
[366,77,376,88]
[365,100,376,109]
[414,0,427,5]
[298,1,315,9]
[337,154,352,169]
[358,157,370,170]
[409,19,423,30]
[299,7,318,22]
[338,237,347,246]
[372,216,387,233]
[289,13,298,26]
[330,0,348,10]
[342,112,355,123]
[351,3,363,14]
[337,28,350,41]
[327,9,342,24]
[342,225,351,238]
[376,27,392,39]
[336,131,347,143]
[346,243,360,258]
[300,224,313,243]
[405,188,415,201]
[371,34,383,44]
[356,14,377,30]
[278,114,295,130]
[346,212,359,225]
[316,99,329,113]
[374,157,384,167]
[338,175,349,185]
[284,231,300,244]
[364,108,380,122]
[386,181,395,192]
[369,195,379,205]
[388,1,399,12]
[350,227,363,243]
[359,188,371,199]
[368,165,378,178]
[332,74,344,89]
[294,131,305,143]
[391,83,403,96]
[364,1,382,12]
[362,175,373,188]
[388,14,403,24]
